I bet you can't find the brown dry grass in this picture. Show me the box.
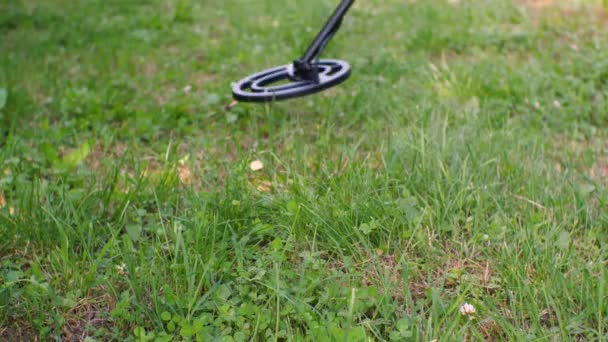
[0,323,38,342]
[552,134,608,184]
[61,289,116,341]
[354,245,501,302]
[520,0,608,26]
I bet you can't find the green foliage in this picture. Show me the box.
[0,88,7,110]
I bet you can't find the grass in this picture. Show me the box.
[1,0,607,340]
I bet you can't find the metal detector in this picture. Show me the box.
[232,0,355,102]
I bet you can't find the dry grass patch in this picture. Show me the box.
[61,289,116,341]
[0,322,38,342]
[519,0,608,26]
[477,319,503,341]
[552,134,608,185]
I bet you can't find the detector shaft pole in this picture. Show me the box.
[300,0,355,63]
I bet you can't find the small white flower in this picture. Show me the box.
[183,85,192,93]
[249,160,264,171]
[553,100,561,109]
[460,302,476,319]
[116,263,128,276]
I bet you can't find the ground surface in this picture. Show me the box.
[1,0,607,340]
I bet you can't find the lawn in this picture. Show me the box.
[1,0,607,340]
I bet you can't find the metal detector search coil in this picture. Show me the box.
[232,0,355,103]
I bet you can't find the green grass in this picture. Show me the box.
[1,0,608,340]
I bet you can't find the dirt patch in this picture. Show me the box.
[191,72,215,88]
[478,319,503,341]
[361,252,407,299]
[519,0,608,26]
[539,307,558,327]
[520,0,555,10]
[86,142,128,174]
[61,288,116,341]
[433,257,501,294]
[0,323,38,342]
[552,134,608,184]
[356,248,500,302]
[139,60,159,78]
[589,161,608,179]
